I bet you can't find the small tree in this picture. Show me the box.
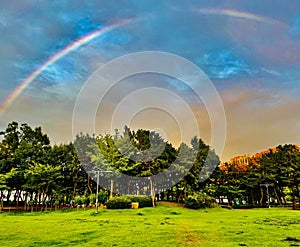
[89,194,96,206]
[54,200,59,211]
[28,200,36,212]
[24,163,62,210]
[74,196,82,206]
[98,190,108,204]
[81,195,87,207]
[45,200,51,211]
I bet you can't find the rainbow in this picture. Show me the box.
[195,8,281,25]
[0,18,132,114]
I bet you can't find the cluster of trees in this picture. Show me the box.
[211,145,300,209]
[0,121,299,210]
[0,122,89,210]
[0,122,219,210]
[78,126,219,201]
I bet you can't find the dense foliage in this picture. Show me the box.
[125,195,153,208]
[184,192,216,209]
[212,144,300,209]
[105,195,153,209]
[0,122,89,210]
[105,196,132,209]
[0,121,299,210]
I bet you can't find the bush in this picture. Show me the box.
[28,200,36,212]
[74,196,82,206]
[184,192,215,209]
[45,200,51,207]
[80,196,87,205]
[89,194,96,205]
[126,195,154,208]
[28,200,36,207]
[105,195,154,209]
[98,191,108,204]
[105,196,131,209]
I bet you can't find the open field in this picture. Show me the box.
[0,203,299,247]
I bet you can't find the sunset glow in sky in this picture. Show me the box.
[1,0,300,161]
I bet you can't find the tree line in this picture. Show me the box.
[0,121,219,210]
[0,121,299,210]
[214,144,300,209]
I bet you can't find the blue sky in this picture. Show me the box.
[0,0,300,160]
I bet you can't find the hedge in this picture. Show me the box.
[184,192,216,209]
[105,196,132,209]
[126,195,154,208]
[105,195,153,209]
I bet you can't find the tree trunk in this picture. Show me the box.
[282,192,287,204]
[149,177,155,207]
[259,187,264,206]
[0,191,3,211]
[87,175,93,195]
[184,182,187,201]
[37,191,42,206]
[72,182,77,204]
[16,190,22,206]
[110,180,114,199]
[41,185,49,211]
[166,190,170,201]
[250,190,254,205]
[292,194,296,210]
[13,190,17,206]
[24,192,28,211]
[274,187,282,205]
[278,186,287,205]
[6,190,11,204]
[160,191,165,201]
[41,192,45,211]
[30,192,33,201]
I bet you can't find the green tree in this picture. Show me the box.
[23,163,62,210]
[0,122,51,206]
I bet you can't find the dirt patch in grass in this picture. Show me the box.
[174,221,201,246]
[157,201,184,208]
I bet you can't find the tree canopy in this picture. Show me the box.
[0,121,299,210]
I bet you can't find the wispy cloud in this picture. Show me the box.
[195,50,251,79]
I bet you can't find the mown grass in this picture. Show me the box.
[0,202,299,247]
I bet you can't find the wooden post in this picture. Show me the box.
[110,179,114,199]
[149,177,155,207]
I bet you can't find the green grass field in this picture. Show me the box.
[0,203,299,247]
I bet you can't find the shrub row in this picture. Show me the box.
[105,195,153,209]
[74,191,108,206]
[184,192,216,209]
[126,195,154,208]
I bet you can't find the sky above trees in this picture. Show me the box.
[0,0,300,161]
